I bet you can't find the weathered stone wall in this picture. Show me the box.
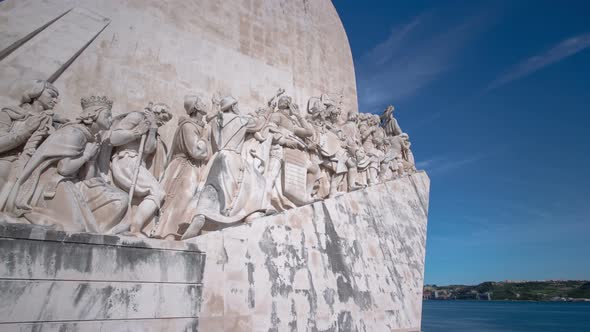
[0,173,429,332]
[191,172,430,331]
[0,0,358,143]
[0,223,205,331]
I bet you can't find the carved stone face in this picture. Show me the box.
[355,147,366,160]
[96,109,113,130]
[277,96,291,110]
[152,104,173,126]
[326,106,340,123]
[369,115,380,126]
[37,88,58,110]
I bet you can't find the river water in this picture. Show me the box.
[421,300,590,331]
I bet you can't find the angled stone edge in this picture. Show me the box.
[0,222,202,253]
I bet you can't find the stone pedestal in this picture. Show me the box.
[191,172,430,332]
[0,223,205,331]
[0,172,429,332]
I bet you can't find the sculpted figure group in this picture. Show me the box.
[0,81,417,240]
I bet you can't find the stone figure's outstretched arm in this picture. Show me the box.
[246,114,268,133]
[267,88,285,108]
[293,111,314,138]
[110,112,149,147]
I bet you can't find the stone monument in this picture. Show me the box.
[0,1,429,331]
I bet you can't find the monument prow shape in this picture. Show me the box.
[0,0,429,331]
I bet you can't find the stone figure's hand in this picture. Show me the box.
[83,142,100,160]
[211,93,222,107]
[307,141,318,151]
[134,119,151,137]
[24,114,45,132]
[276,88,285,96]
[145,112,159,129]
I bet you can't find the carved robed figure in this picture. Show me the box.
[181,96,268,239]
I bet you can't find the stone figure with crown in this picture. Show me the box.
[0,83,420,241]
[2,95,127,232]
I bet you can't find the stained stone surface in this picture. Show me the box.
[0,0,358,142]
[191,171,430,332]
[0,222,206,332]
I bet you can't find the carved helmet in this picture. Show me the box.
[219,96,238,113]
[184,95,206,115]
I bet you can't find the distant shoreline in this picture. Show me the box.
[424,299,590,303]
[423,280,590,302]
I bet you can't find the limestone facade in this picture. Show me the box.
[193,172,429,331]
[0,0,358,144]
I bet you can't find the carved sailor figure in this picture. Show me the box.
[109,102,172,235]
[310,104,349,197]
[340,112,366,191]
[266,94,319,210]
[181,96,268,239]
[154,95,211,240]
[381,104,403,137]
[360,114,386,185]
[0,80,58,209]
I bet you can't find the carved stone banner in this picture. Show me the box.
[283,148,310,205]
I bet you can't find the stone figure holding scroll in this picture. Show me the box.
[0,80,58,209]
[154,95,211,240]
[4,96,124,233]
[109,103,172,235]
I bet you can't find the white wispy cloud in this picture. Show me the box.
[356,10,494,113]
[486,32,590,91]
[418,143,510,176]
[415,154,483,176]
[425,154,487,175]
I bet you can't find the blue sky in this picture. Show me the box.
[333,0,590,285]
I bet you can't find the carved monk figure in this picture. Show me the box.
[312,105,349,197]
[381,133,416,180]
[401,133,417,173]
[381,105,403,137]
[0,80,58,209]
[340,112,365,191]
[360,114,385,185]
[4,96,124,232]
[181,96,268,239]
[154,95,211,240]
[109,103,172,235]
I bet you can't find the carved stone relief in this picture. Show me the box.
[0,81,418,240]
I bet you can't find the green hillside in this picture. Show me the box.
[424,280,590,301]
